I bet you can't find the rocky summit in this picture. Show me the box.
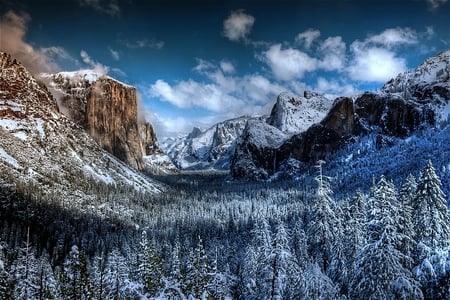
[42,70,168,171]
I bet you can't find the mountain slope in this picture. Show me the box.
[41,70,176,174]
[162,116,258,170]
[231,50,449,180]
[0,52,164,202]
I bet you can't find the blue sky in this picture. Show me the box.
[1,0,449,138]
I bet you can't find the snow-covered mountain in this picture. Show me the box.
[0,52,164,203]
[163,91,332,171]
[40,70,177,174]
[382,49,450,120]
[162,116,259,170]
[231,50,450,180]
[267,91,332,133]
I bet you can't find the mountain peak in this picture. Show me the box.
[266,91,332,134]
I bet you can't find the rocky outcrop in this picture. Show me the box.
[0,52,163,195]
[162,116,256,170]
[42,71,163,171]
[266,91,331,133]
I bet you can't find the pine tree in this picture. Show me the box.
[183,236,211,299]
[138,230,163,296]
[350,176,422,300]
[104,248,130,300]
[12,228,40,300]
[60,245,92,300]
[268,222,298,300]
[0,241,12,299]
[306,160,339,272]
[300,262,339,300]
[413,160,450,248]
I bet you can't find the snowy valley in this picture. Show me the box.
[0,49,449,300]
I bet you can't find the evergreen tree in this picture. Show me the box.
[306,160,339,272]
[12,228,40,300]
[350,176,422,300]
[60,245,92,300]
[300,262,339,300]
[183,236,211,298]
[0,241,12,299]
[138,230,163,297]
[413,160,450,248]
[104,248,130,300]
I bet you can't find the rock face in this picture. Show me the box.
[0,52,163,196]
[42,71,163,171]
[162,116,256,170]
[266,91,331,133]
[231,51,448,180]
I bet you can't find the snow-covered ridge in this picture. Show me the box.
[162,116,257,170]
[41,69,133,88]
[382,49,450,92]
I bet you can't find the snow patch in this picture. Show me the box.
[0,149,20,168]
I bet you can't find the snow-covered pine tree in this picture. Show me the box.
[183,236,211,299]
[60,245,92,300]
[306,160,339,272]
[349,176,422,300]
[267,221,298,300]
[104,248,130,299]
[12,228,40,300]
[138,230,163,297]
[300,262,339,300]
[413,160,450,248]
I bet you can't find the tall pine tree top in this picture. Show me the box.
[414,160,450,248]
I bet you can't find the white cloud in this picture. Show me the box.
[220,60,235,74]
[123,39,164,50]
[0,11,76,75]
[80,50,109,75]
[79,0,120,17]
[315,77,360,99]
[148,60,287,133]
[367,27,418,48]
[223,10,255,42]
[426,0,448,10]
[263,44,318,80]
[346,27,421,82]
[318,36,346,71]
[108,47,120,60]
[295,29,321,49]
[347,45,407,82]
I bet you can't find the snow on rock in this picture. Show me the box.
[0,52,164,202]
[267,91,332,134]
[162,116,256,170]
[0,149,20,169]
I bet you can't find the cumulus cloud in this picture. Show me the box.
[295,29,321,49]
[318,36,346,71]
[262,44,318,81]
[149,59,286,122]
[347,45,407,82]
[426,0,448,10]
[78,0,120,17]
[315,77,361,100]
[346,27,421,82]
[80,50,109,75]
[123,39,165,50]
[0,11,71,74]
[223,10,255,42]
